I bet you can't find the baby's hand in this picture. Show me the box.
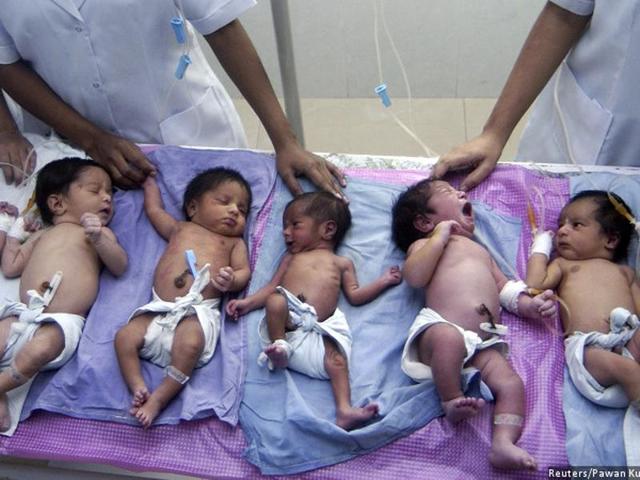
[226,298,251,320]
[0,201,19,218]
[433,220,462,242]
[382,265,402,286]
[23,212,43,233]
[6,212,43,242]
[520,289,556,319]
[0,201,19,233]
[81,212,103,244]
[212,266,235,292]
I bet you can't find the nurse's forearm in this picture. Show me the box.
[206,20,297,150]
[483,2,590,145]
[0,61,102,150]
[0,93,20,135]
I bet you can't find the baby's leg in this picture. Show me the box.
[114,314,154,413]
[584,345,640,406]
[471,348,536,471]
[0,323,64,431]
[418,324,485,423]
[263,293,291,369]
[134,315,204,429]
[323,337,377,431]
[0,316,17,358]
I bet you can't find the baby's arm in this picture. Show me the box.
[341,258,401,305]
[81,213,127,276]
[143,176,178,241]
[491,258,555,319]
[1,228,44,277]
[402,220,457,288]
[526,255,562,291]
[226,254,291,318]
[627,267,640,316]
[211,239,251,293]
[526,230,562,290]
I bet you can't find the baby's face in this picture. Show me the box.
[555,198,611,260]
[189,181,249,237]
[63,166,113,225]
[425,181,474,235]
[282,203,323,253]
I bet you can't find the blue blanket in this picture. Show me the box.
[22,147,277,427]
[564,172,640,466]
[239,175,522,474]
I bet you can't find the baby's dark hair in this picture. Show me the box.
[182,167,252,220]
[568,190,635,262]
[391,178,436,252]
[35,157,108,225]
[285,191,351,247]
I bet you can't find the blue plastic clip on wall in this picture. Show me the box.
[175,54,192,79]
[375,83,391,107]
[171,16,186,44]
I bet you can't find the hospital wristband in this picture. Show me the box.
[530,231,553,258]
[7,217,30,242]
[499,280,528,316]
[0,212,16,232]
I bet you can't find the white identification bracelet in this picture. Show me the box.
[499,280,528,316]
[531,231,553,258]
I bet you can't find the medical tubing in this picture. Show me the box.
[372,0,437,158]
[379,0,417,135]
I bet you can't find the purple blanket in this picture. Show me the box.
[20,146,277,427]
[0,163,569,479]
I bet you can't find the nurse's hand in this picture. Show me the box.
[431,132,504,192]
[275,142,347,202]
[84,130,156,189]
[0,131,35,185]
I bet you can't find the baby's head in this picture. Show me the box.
[392,179,473,252]
[36,157,113,226]
[556,190,634,262]
[182,167,252,237]
[282,192,351,253]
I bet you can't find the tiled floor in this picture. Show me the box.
[234,97,529,160]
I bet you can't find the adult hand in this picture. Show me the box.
[84,130,156,189]
[0,131,35,185]
[431,132,504,192]
[275,143,347,201]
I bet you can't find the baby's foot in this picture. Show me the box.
[441,396,486,423]
[0,393,11,432]
[134,395,163,429]
[336,403,379,431]
[489,441,537,471]
[129,386,150,415]
[264,343,289,369]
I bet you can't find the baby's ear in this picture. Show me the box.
[320,220,337,240]
[47,193,66,217]
[185,200,197,219]
[605,232,620,251]
[413,214,434,234]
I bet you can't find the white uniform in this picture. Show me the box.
[0,0,253,147]
[516,0,640,167]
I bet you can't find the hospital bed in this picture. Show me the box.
[0,136,638,479]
